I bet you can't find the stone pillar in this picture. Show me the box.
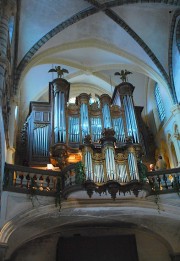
[0,243,8,261]
[6,147,15,164]
[171,105,180,166]
[0,0,16,103]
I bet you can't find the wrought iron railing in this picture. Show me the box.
[3,163,180,199]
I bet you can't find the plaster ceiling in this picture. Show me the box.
[17,0,177,121]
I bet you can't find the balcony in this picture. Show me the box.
[3,163,180,202]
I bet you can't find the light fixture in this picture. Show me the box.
[47,164,53,170]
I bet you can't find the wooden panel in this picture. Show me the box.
[34,111,41,121]
[43,112,50,122]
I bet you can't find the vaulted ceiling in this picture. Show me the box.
[16,0,178,122]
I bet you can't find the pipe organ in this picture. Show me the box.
[51,79,70,144]
[101,94,112,129]
[23,78,151,186]
[25,103,51,164]
[112,83,139,143]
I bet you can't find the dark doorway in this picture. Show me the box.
[57,234,139,261]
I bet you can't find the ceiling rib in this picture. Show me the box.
[86,0,177,103]
[168,9,180,104]
[14,6,98,91]
[14,0,178,103]
[95,0,180,8]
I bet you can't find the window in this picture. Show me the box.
[8,17,14,43]
[154,84,165,122]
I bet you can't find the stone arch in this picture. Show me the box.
[15,2,174,100]
[166,124,180,168]
[168,10,180,104]
[176,18,180,53]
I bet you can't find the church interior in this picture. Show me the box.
[0,0,180,260]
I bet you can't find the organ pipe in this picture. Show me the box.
[123,95,139,143]
[102,103,112,129]
[112,118,125,142]
[80,103,90,141]
[94,164,104,183]
[116,163,128,182]
[90,117,102,142]
[84,150,93,180]
[68,117,80,142]
[105,147,116,180]
[54,92,66,143]
[32,125,49,156]
[128,152,139,180]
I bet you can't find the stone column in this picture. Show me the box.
[171,105,180,166]
[0,0,16,104]
[0,243,8,261]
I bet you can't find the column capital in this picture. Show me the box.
[171,104,180,116]
[1,0,17,17]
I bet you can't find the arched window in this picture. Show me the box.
[154,84,165,122]
[8,16,14,43]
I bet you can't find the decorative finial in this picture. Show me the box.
[48,65,69,78]
[114,69,132,82]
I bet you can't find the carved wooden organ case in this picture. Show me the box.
[23,78,152,184]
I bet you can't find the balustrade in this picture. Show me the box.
[4,163,180,199]
[146,168,180,194]
[3,163,60,195]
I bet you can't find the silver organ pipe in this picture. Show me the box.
[90,117,102,142]
[26,118,31,160]
[94,164,104,183]
[44,125,49,156]
[123,96,132,137]
[102,103,112,128]
[105,147,116,180]
[112,91,121,107]
[116,163,128,183]
[54,92,58,143]
[32,125,49,156]
[33,128,36,155]
[123,95,139,143]
[80,103,90,141]
[44,126,47,156]
[112,118,125,142]
[84,150,93,180]
[37,128,39,154]
[68,117,80,142]
[54,91,66,143]
[128,152,139,180]
[75,118,80,142]
[127,96,139,143]
[60,92,66,142]
[40,127,42,154]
